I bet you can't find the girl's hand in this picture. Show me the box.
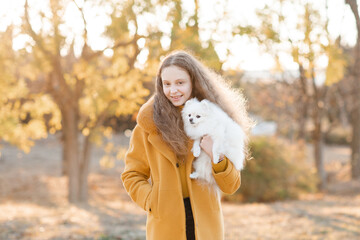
[200,135,225,163]
[200,135,213,160]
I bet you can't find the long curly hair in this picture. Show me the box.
[154,50,253,162]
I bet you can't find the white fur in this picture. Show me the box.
[182,98,246,190]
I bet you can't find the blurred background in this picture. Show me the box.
[0,0,359,239]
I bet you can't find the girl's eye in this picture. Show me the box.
[178,82,183,85]
[196,115,200,118]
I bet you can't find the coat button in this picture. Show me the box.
[176,163,179,168]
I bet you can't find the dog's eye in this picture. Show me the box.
[188,114,191,117]
[196,115,200,118]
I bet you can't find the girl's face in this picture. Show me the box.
[161,65,192,106]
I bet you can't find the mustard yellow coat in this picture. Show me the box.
[121,97,241,240]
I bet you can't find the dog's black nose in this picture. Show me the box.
[189,118,194,124]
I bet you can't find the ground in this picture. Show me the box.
[0,134,359,240]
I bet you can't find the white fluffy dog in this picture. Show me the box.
[182,98,246,189]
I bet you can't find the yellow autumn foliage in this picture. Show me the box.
[325,43,347,86]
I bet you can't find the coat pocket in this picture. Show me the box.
[148,183,159,218]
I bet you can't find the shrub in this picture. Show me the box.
[324,127,351,145]
[223,137,318,203]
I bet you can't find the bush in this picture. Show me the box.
[223,137,318,203]
[324,127,351,145]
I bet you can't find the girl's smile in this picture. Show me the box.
[161,66,192,106]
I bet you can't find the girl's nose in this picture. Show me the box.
[170,87,178,93]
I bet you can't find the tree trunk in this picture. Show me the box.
[351,108,360,178]
[61,131,69,176]
[79,135,91,201]
[63,107,80,203]
[313,120,326,190]
[61,106,92,204]
[351,37,360,180]
[311,66,326,191]
[297,64,308,141]
[62,107,91,203]
[346,0,360,180]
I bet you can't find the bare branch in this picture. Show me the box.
[81,99,118,132]
[24,0,53,59]
[24,0,72,106]
[72,0,88,40]
[45,72,63,108]
[72,0,89,58]
[85,35,141,61]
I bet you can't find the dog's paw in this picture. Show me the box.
[190,172,199,179]
[212,154,220,164]
[192,146,201,157]
[234,161,244,171]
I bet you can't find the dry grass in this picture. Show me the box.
[0,134,359,240]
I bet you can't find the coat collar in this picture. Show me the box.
[137,96,157,134]
[136,96,194,165]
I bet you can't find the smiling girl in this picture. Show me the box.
[121,50,252,240]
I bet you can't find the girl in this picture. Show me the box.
[121,51,252,240]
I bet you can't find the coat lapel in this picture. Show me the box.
[148,133,195,167]
[148,133,178,166]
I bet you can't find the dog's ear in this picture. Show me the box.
[184,98,192,107]
[201,99,210,111]
[185,97,198,106]
[190,97,199,103]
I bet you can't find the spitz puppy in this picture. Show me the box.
[182,98,246,189]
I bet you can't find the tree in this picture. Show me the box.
[167,0,223,72]
[234,0,346,190]
[10,0,158,203]
[345,0,360,179]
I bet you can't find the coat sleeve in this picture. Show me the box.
[121,125,152,211]
[212,159,241,195]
